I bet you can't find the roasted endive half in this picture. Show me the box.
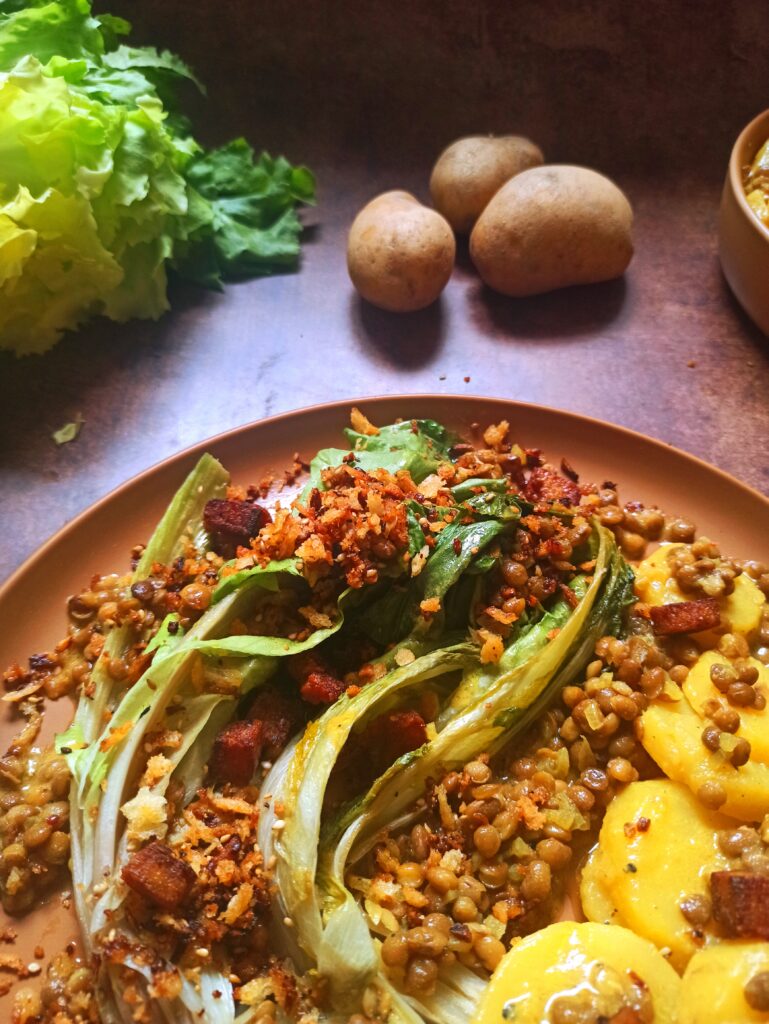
[262,524,632,1023]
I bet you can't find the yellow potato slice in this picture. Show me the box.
[582,779,733,971]
[579,845,626,927]
[684,650,769,764]
[472,921,680,1024]
[634,543,686,606]
[634,543,765,640]
[679,942,769,1024]
[642,689,769,822]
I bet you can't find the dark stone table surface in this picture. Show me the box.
[2,0,769,581]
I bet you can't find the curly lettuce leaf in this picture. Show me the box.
[175,141,316,284]
[0,0,104,67]
[0,0,315,354]
[308,418,454,493]
[357,495,520,646]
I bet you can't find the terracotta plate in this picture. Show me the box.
[1,395,768,1010]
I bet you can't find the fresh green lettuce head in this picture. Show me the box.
[0,0,315,355]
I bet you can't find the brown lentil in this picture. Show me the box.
[473,824,501,859]
[679,893,711,925]
[701,725,722,751]
[451,896,478,923]
[712,706,740,733]
[452,876,482,906]
[425,866,456,894]
[406,957,438,995]
[478,860,509,889]
[664,517,696,542]
[465,760,491,784]
[406,926,447,958]
[474,934,505,972]
[727,681,757,707]
[536,838,572,869]
[718,828,753,857]
[669,664,689,684]
[729,737,752,767]
[744,972,769,1012]
[606,757,638,784]
[521,859,552,902]
[580,767,609,792]
[381,932,409,968]
[697,780,727,809]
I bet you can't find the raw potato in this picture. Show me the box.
[346,191,455,312]
[679,942,769,1023]
[429,135,544,233]
[472,921,680,1024]
[579,779,733,971]
[470,165,633,296]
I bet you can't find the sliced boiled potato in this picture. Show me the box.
[472,921,680,1024]
[633,543,685,605]
[641,688,769,822]
[679,942,769,1024]
[581,779,733,970]
[721,575,766,638]
[579,845,626,927]
[634,544,765,639]
[684,650,769,764]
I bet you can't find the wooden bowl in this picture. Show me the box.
[719,108,769,336]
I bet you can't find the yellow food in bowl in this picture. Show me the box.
[744,138,769,227]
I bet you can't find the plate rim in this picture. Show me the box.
[3,392,769,601]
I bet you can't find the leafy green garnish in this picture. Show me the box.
[51,415,83,444]
[305,419,454,498]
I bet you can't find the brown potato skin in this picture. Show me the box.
[470,165,634,297]
[347,191,455,312]
[429,135,544,233]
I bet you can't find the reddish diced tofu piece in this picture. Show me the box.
[367,710,428,772]
[650,597,721,636]
[710,871,769,939]
[287,651,327,684]
[211,720,263,785]
[203,499,272,555]
[122,841,196,911]
[522,466,582,507]
[248,688,302,760]
[300,671,345,705]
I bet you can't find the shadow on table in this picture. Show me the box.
[466,275,629,340]
[0,281,223,465]
[718,265,769,352]
[350,293,446,368]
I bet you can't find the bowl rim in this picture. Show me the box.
[729,106,769,244]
